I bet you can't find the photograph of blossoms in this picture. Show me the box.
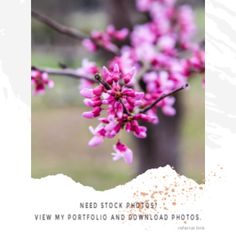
[32,0,205,190]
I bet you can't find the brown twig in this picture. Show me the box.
[31,10,119,55]
[32,66,95,82]
[94,74,111,90]
[140,83,189,113]
[32,10,88,40]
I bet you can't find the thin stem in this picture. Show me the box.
[140,83,189,113]
[94,74,111,90]
[33,66,95,82]
[32,10,87,40]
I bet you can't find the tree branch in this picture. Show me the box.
[32,66,95,82]
[140,83,189,113]
[31,10,119,55]
[32,10,88,40]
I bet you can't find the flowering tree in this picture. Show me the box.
[32,0,204,168]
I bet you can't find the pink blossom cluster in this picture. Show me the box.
[80,64,159,163]
[82,25,129,53]
[111,1,204,115]
[78,0,204,163]
[76,59,100,90]
[31,68,54,95]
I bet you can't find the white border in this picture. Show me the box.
[0,0,236,235]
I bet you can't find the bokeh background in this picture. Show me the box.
[32,0,205,190]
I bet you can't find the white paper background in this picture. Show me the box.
[0,0,236,235]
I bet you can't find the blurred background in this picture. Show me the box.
[32,0,205,190]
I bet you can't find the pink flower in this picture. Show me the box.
[77,59,99,90]
[83,25,128,54]
[112,140,133,164]
[77,59,99,77]
[88,126,104,147]
[136,0,153,12]
[106,25,129,40]
[31,69,54,95]
[82,39,97,52]
[80,88,94,98]
[188,48,205,73]
[125,119,147,138]
[118,46,138,74]
[161,96,176,116]
[135,43,156,62]
[131,24,156,46]
[90,30,119,53]
[80,85,103,98]
[82,107,102,119]
[134,112,158,124]
[177,5,196,40]
[157,35,176,52]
